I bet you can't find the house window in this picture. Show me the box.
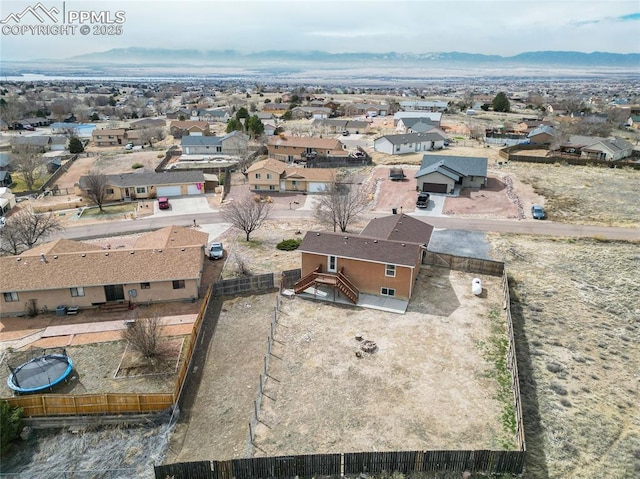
[3,292,19,302]
[266,173,272,179]
[385,264,396,277]
[291,180,298,186]
[140,282,151,289]
[106,188,114,194]
[255,173,261,179]
[173,280,185,289]
[70,287,85,297]
[274,145,279,149]
[269,185,276,190]
[395,146,400,152]
[136,187,146,194]
[216,147,222,153]
[327,255,337,273]
[255,185,261,190]
[381,287,396,297]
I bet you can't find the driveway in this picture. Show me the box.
[410,193,446,217]
[151,196,217,217]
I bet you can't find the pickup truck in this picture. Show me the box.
[416,192,430,208]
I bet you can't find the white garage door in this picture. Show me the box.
[308,182,328,193]
[156,186,182,197]
[187,184,202,195]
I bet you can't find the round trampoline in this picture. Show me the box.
[7,352,73,394]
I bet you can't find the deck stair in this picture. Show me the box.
[294,267,359,304]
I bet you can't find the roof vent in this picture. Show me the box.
[158,249,163,253]
[373,240,378,243]
[16,257,21,262]
[105,252,109,256]
[53,255,58,259]
[316,233,320,236]
[40,254,47,263]
[402,243,406,247]
[81,253,86,257]
[130,251,135,254]
[343,236,348,240]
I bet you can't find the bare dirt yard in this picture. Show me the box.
[255,268,510,455]
[168,268,514,463]
[489,235,640,478]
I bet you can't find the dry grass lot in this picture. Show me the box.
[254,268,512,455]
[490,235,640,478]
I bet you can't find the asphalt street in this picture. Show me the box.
[55,208,639,242]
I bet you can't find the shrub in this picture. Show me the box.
[131,163,144,169]
[276,238,302,251]
[1,400,23,455]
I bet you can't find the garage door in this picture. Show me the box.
[187,184,202,195]
[422,182,447,193]
[156,186,182,197]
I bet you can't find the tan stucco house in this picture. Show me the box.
[0,226,208,316]
[77,171,206,200]
[267,135,346,163]
[246,159,335,193]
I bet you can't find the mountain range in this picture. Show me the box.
[62,48,639,67]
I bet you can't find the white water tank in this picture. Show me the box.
[472,278,482,296]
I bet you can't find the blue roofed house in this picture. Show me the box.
[415,155,488,194]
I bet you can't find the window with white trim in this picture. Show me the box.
[380,287,396,297]
[3,292,19,302]
[136,187,146,194]
[266,173,272,179]
[70,287,85,297]
[255,173,262,179]
[385,264,396,277]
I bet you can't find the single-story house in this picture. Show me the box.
[181,131,249,156]
[290,106,332,120]
[77,171,206,200]
[395,117,436,134]
[165,108,192,120]
[0,153,10,171]
[374,131,447,155]
[169,121,210,138]
[0,171,13,188]
[415,155,488,194]
[0,187,16,215]
[246,158,335,193]
[393,112,442,127]
[311,119,369,135]
[92,129,127,146]
[10,136,52,152]
[267,135,347,163]
[262,103,290,115]
[400,100,448,111]
[0,226,209,316]
[527,125,555,144]
[50,136,68,151]
[343,103,391,117]
[294,214,433,304]
[581,138,633,161]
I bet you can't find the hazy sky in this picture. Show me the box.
[1,0,638,61]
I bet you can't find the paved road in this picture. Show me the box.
[56,208,639,241]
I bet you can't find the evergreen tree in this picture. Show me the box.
[68,136,84,154]
[492,92,510,112]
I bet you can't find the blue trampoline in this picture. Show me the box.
[7,351,74,394]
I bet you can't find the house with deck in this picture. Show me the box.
[0,226,208,316]
[267,135,346,163]
[294,214,433,310]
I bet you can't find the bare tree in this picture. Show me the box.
[11,146,45,191]
[314,174,369,232]
[121,311,162,360]
[137,127,165,147]
[0,207,62,255]
[221,194,272,241]
[82,170,109,212]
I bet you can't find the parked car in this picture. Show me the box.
[342,130,350,136]
[531,204,546,220]
[125,143,134,150]
[389,167,407,181]
[158,197,170,210]
[416,192,430,208]
[208,242,224,260]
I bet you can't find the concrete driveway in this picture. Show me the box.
[151,196,216,217]
[410,193,446,217]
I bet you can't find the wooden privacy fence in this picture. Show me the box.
[155,449,524,479]
[3,284,214,418]
[422,251,504,276]
[213,273,275,296]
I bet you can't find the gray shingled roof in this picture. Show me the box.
[181,136,223,147]
[528,125,555,138]
[415,155,488,179]
[378,131,445,146]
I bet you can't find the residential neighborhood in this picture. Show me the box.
[0,71,638,479]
